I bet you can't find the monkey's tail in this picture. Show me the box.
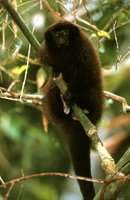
[60,118,95,200]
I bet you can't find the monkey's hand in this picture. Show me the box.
[63,89,76,108]
[51,68,60,78]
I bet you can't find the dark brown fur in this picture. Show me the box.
[39,21,104,200]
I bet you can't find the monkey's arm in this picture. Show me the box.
[63,68,87,107]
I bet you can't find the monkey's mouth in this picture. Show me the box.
[58,42,69,48]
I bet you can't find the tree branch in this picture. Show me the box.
[95,147,130,200]
[104,91,130,113]
[0,87,43,105]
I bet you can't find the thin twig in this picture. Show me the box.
[7,80,20,91]
[119,48,130,63]
[103,48,130,70]
[2,22,5,51]
[73,0,76,24]
[0,87,43,105]
[104,91,130,113]
[0,176,5,186]
[16,169,24,200]
[20,44,31,100]
[117,8,125,27]
[0,172,105,189]
[5,182,15,200]
[20,16,38,100]
[113,21,120,69]
[83,2,96,27]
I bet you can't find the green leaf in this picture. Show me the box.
[37,67,49,89]
[92,30,111,39]
[8,38,23,60]
[12,65,27,75]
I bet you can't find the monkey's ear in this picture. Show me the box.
[44,30,51,41]
[71,24,80,36]
[44,30,54,47]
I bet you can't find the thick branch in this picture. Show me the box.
[95,147,130,200]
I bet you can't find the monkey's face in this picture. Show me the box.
[44,21,80,49]
[51,29,69,48]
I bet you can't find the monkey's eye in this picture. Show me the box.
[63,31,67,35]
[62,30,68,36]
[54,32,59,37]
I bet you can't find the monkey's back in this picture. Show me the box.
[76,31,104,125]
